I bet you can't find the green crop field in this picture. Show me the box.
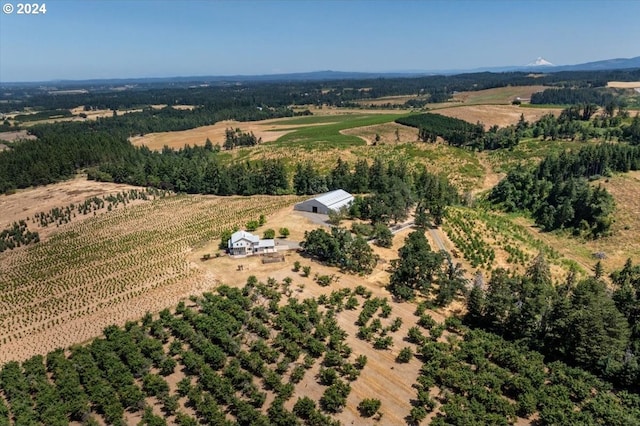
[269,114,408,149]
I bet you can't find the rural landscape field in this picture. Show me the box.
[1,1,640,425]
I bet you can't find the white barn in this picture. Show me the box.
[294,189,354,215]
[228,231,275,256]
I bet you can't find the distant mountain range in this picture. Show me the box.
[2,56,639,86]
[443,56,640,74]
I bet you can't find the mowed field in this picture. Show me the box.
[129,117,318,150]
[450,85,547,104]
[129,113,407,151]
[431,104,563,128]
[607,81,640,88]
[0,188,302,363]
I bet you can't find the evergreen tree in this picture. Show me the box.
[388,231,443,300]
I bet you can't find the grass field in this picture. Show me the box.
[486,137,598,174]
[268,114,408,149]
[509,171,640,276]
[430,104,562,128]
[450,85,547,104]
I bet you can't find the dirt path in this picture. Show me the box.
[475,151,504,193]
[429,227,448,252]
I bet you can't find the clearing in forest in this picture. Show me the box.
[450,85,547,104]
[607,81,640,88]
[430,104,562,128]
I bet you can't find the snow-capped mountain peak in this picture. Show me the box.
[527,57,554,67]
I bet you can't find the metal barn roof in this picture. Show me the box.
[311,189,354,210]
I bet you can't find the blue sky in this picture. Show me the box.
[1,0,639,82]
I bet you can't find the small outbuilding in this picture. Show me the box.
[228,231,275,256]
[294,189,354,215]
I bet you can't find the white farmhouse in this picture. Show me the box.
[228,231,275,256]
[294,189,354,215]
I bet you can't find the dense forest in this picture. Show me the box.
[465,255,640,393]
[3,67,639,114]
[397,113,525,151]
[396,114,484,146]
[531,87,619,106]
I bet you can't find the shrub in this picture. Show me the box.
[373,336,393,350]
[354,355,368,370]
[263,229,275,239]
[390,317,403,332]
[293,396,316,419]
[279,227,290,238]
[396,347,413,363]
[316,275,332,287]
[302,266,311,277]
[358,398,381,417]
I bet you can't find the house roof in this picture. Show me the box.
[258,239,275,248]
[306,189,354,211]
[229,231,259,245]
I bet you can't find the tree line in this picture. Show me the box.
[4,67,639,114]
[490,143,640,238]
[531,87,620,106]
[396,113,521,151]
[0,105,291,194]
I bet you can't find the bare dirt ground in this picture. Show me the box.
[0,176,144,236]
[0,130,37,142]
[431,104,562,128]
[607,81,640,88]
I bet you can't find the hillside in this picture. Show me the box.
[1,70,639,425]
